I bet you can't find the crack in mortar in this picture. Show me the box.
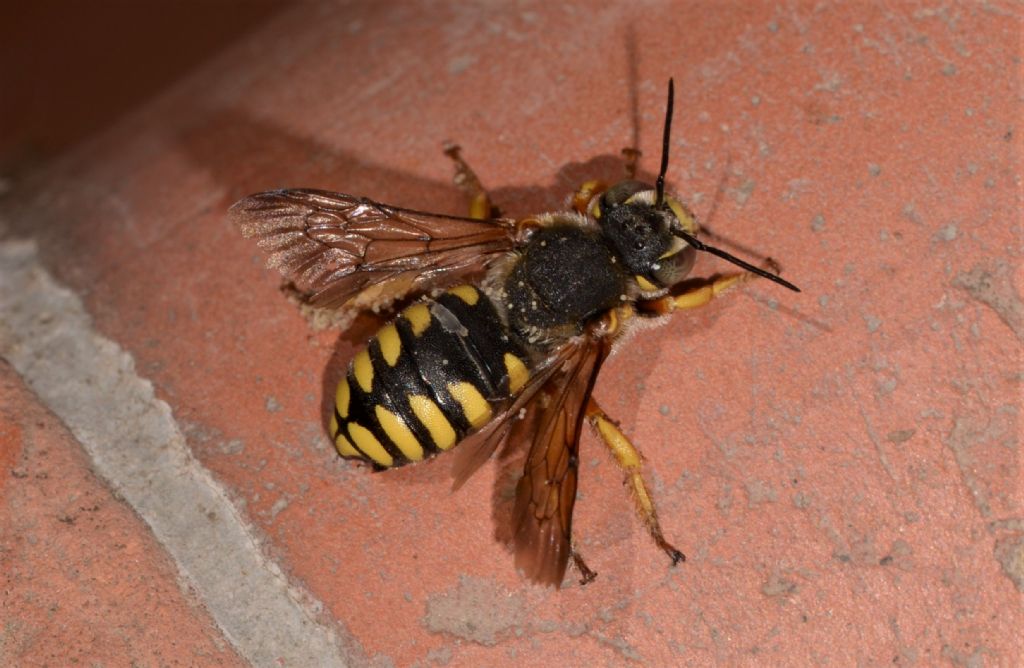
[0,240,357,667]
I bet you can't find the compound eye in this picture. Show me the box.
[650,244,696,287]
[597,180,649,214]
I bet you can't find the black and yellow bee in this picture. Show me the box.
[231,80,799,587]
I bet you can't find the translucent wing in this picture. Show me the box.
[511,334,611,587]
[231,189,518,309]
[447,336,579,490]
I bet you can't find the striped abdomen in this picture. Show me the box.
[329,285,530,468]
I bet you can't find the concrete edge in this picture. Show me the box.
[0,239,356,668]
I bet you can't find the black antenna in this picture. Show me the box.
[655,78,674,208]
[671,228,801,292]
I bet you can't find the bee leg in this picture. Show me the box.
[570,545,598,585]
[570,146,644,217]
[442,142,496,220]
[638,260,781,316]
[641,273,751,316]
[585,399,686,567]
[621,147,642,179]
[570,180,608,216]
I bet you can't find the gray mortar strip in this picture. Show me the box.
[0,240,352,668]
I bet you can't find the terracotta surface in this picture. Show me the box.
[2,2,1021,665]
[0,361,245,666]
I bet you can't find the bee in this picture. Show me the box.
[231,80,799,587]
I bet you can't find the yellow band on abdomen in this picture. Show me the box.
[347,422,393,467]
[447,382,492,430]
[408,395,457,450]
[375,405,424,461]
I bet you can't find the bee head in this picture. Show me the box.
[594,182,696,291]
[594,78,800,295]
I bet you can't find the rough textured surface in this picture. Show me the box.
[0,360,244,667]
[0,242,355,667]
[1,2,1021,665]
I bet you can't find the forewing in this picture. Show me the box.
[511,335,611,587]
[231,189,517,309]
[449,341,581,491]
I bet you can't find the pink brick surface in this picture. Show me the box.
[2,2,1021,665]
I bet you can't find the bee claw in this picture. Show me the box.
[655,535,686,566]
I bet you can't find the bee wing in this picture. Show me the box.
[231,189,518,309]
[447,333,609,586]
[511,334,610,587]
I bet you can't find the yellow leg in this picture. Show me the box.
[586,399,685,566]
[638,261,781,316]
[637,273,747,316]
[571,179,607,216]
[443,142,494,220]
[571,148,641,216]
[672,272,749,310]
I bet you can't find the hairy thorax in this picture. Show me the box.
[499,220,629,345]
